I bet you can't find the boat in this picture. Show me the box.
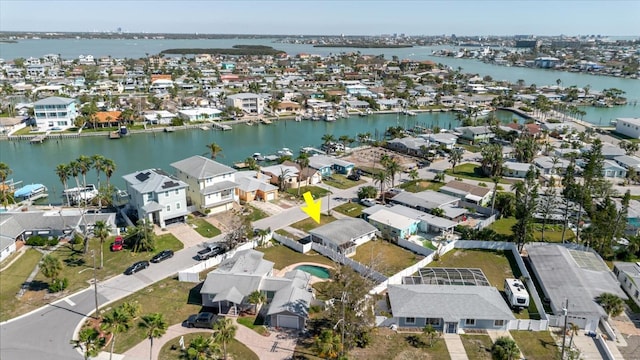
[252,153,265,161]
[63,184,99,204]
[200,126,210,130]
[260,118,272,125]
[277,147,294,157]
[109,131,121,139]
[119,125,128,136]
[324,113,336,122]
[403,110,417,116]
[164,127,175,132]
[14,184,48,201]
[295,116,302,122]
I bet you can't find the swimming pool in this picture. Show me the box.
[294,265,331,279]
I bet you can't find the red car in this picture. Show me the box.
[110,236,124,251]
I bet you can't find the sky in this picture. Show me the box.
[0,0,638,36]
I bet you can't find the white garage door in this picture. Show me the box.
[277,315,299,329]
[266,192,275,201]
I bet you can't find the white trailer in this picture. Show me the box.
[504,278,530,309]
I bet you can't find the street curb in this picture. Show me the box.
[0,287,92,326]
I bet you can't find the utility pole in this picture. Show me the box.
[561,298,569,359]
[91,250,99,319]
[340,291,346,358]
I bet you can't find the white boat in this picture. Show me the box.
[200,126,210,130]
[14,184,48,201]
[252,153,265,161]
[324,113,336,122]
[277,147,293,157]
[63,184,99,204]
[295,116,302,122]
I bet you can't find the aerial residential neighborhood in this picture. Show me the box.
[0,18,639,360]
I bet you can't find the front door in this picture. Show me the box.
[446,322,457,334]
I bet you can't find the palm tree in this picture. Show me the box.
[205,142,223,159]
[102,159,117,188]
[568,322,580,350]
[55,163,72,206]
[41,254,63,284]
[0,162,12,210]
[491,336,520,360]
[139,313,168,360]
[247,290,266,314]
[93,220,112,269]
[92,155,106,208]
[255,228,270,247]
[312,329,341,359]
[372,170,389,203]
[101,307,131,360]
[448,148,463,173]
[422,324,439,347]
[296,153,310,195]
[244,157,258,170]
[71,327,105,360]
[277,168,292,192]
[596,293,625,318]
[408,169,419,181]
[187,335,221,360]
[212,317,237,360]
[321,133,336,146]
[76,155,93,190]
[385,158,402,188]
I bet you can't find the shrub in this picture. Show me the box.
[49,277,69,293]
[478,182,487,187]
[26,235,46,246]
[46,238,59,247]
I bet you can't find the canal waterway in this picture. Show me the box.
[0,111,520,200]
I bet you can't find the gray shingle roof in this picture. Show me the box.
[388,284,515,322]
[122,169,187,194]
[34,96,76,106]
[267,270,312,318]
[171,155,236,179]
[309,218,377,246]
[390,190,458,210]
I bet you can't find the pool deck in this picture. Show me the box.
[277,262,334,284]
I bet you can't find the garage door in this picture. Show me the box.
[277,315,299,329]
[266,192,275,201]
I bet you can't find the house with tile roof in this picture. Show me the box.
[171,156,239,214]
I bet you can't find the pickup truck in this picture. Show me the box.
[196,245,224,261]
[185,312,216,328]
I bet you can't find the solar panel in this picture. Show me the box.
[162,181,179,189]
[135,171,151,182]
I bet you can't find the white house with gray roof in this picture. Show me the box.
[122,169,188,228]
[309,218,378,256]
[33,96,78,130]
[613,262,640,308]
[225,92,264,114]
[502,161,533,178]
[171,155,238,214]
[614,155,640,172]
[200,250,312,329]
[388,284,515,333]
[389,190,467,220]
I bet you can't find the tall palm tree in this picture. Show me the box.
[92,154,106,208]
[448,148,463,173]
[568,322,580,350]
[372,170,389,203]
[187,335,221,360]
[205,142,223,159]
[139,313,168,360]
[296,153,310,196]
[0,162,12,210]
[55,163,72,206]
[212,317,237,360]
[321,133,336,146]
[93,220,112,269]
[385,158,402,188]
[41,254,63,284]
[76,155,93,190]
[408,169,419,181]
[596,293,625,318]
[102,158,117,188]
[101,307,131,360]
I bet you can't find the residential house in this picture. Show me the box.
[615,118,640,139]
[456,126,494,144]
[171,156,239,214]
[122,169,189,228]
[225,93,265,114]
[307,155,355,177]
[367,208,420,241]
[178,108,222,121]
[613,262,640,308]
[533,156,572,175]
[389,190,467,221]
[387,137,429,156]
[502,161,533,178]
[421,133,458,150]
[235,171,279,202]
[614,155,640,172]
[143,110,176,125]
[309,218,378,256]
[362,204,457,237]
[93,111,121,128]
[602,160,627,178]
[275,101,302,114]
[33,96,78,130]
[526,243,627,331]
[439,180,493,206]
[200,249,313,329]
[260,163,303,190]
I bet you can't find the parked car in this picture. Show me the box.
[196,245,225,261]
[347,172,361,181]
[150,249,174,263]
[110,236,124,252]
[185,312,216,328]
[360,198,378,207]
[124,260,149,275]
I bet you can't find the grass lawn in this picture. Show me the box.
[311,281,333,301]
[245,205,268,221]
[286,186,331,199]
[0,248,43,321]
[186,216,221,238]
[351,240,424,276]
[488,217,517,236]
[348,328,450,360]
[323,174,366,189]
[332,202,365,218]
[398,179,445,193]
[429,249,514,290]
[445,163,509,183]
[510,330,559,360]
[274,229,299,239]
[100,276,203,353]
[236,315,269,336]
[158,332,259,360]
[489,217,575,242]
[460,334,493,360]
[290,214,336,233]
[258,244,335,270]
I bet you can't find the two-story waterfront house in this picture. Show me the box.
[171,156,239,214]
[122,169,189,228]
[33,96,78,130]
[225,93,264,115]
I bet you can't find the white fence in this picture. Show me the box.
[273,233,311,253]
[397,238,434,257]
[507,319,549,331]
[475,214,497,229]
[178,240,258,282]
[311,243,387,283]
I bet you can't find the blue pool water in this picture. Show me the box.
[294,265,331,279]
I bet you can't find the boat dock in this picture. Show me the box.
[30,134,47,143]
[260,118,272,124]
[212,122,233,131]
[109,131,121,139]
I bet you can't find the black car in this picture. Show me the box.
[185,312,216,328]
[124,260,150,275]
[151,249,174,263]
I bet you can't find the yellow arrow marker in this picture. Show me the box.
[301,191,321,224]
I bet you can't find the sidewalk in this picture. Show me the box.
[443,334,469,360]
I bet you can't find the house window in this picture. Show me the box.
[175,189,179,195]
[465,319,476,326]
[176,202,181,209]
[166,205,171,212]
[494,320,505,326]
[427,318,440,326]
[165,191,169,197]
[405,317,416,324]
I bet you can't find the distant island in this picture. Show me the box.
[161,45,286,56]
[314,43,413,48]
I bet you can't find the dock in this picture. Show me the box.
[30,134,47,143]
[212,122,233,131]
[109,131,121,139]
[260,118,272,125]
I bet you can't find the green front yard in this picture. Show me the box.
[323,174,365,189]
[0,248,43,321]
[186,216,221,238]
[332,202,365,218]
[290,214,336,232]
[159,333,259,360]
[511,330,559,360]
[460,334,493,360]
[398,179,445,193]
[351,240,424,276]
[258,244,335,270]
[244,205,268,221]
[445,163,491,181]
[286,186,331,199]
